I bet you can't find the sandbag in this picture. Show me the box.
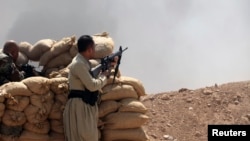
[103,112,149,129]
[0,135,19,141]
[69,42,78,57]
[5,96,29,112]
[102,127,149,141]
[28,39,56,61]
[39,36,76,66]
[98,100,120,118]
[49,132,65,141]
[0,123,22,138]
[118,98,148,113]
[2,110,26,126]
[44,52,72,70]
[0,102,6,117]
[89,59,101,68]
[50,119,64,134]
[55,94,67,105]
[24,104,49,124]
[48,101,64,120]
[0,95,5,102]
[30,91,54,109]
[44,68,59,77]
[19,41,32,56]
[49,77,69,95]
[48,67,69,78]
[21,76,50,95]
[0,82,33,97]
[101,84,138,101]
[16,52,29,66]
[113,76,146,96]
[18,130,50,141]
[92,32,114,59]
[23,120,50,134]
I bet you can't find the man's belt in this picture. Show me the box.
[68,90,99,106]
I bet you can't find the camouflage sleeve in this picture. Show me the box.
[0,56,13,85]
[0,56,24,85]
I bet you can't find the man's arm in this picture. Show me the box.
[73,62,107,92]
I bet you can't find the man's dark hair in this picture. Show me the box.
[77,35,94,52]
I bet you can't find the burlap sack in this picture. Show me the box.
[23,120,50,134]
[69,42,78,58]
[39,36,76,66]
[92,32,114,59]
[19,41,32,56]
[103,112,149,129]
[0,124,22,138]
[89,59,101,68]
[49,132,65,141]
[49,77,69,95]
[44,52,72,70]
[118,98,148,113]
[101,127,149,141]
[29,39,56,61]
[0,102,6,117]
[48,67,69,78]
[24,104,49,124]
[0,95,5,102]
[16,52,29,66]
[113,76,146,96]
[101,84,138,101]
[30,91,54,109]
[44,68,59,77]
[2,110,26,126]
[50,119,64,134]
[18,130,50,141]
[55,94,67,105]
[48,101,64,120]
[0,135,19,141]
[21,76,50,95]
[0,82,33,97]
[98,100,120,118]
[5,96,29,112]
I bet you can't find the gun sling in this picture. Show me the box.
[68,90,99,106]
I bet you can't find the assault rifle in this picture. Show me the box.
[90,46,128,83]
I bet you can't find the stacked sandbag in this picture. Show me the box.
[46,32,115,78]
[18,39,56,62]
[98,76,149,141]
[0,76,69,141]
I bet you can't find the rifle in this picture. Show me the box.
[90,46,128,83]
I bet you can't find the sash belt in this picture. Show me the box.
[68,90,99,106]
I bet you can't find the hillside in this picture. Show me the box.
[141,80,250,141]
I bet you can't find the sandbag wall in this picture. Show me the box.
[18,32,115,77]
[0,32,149,141]
[98,76,149,141]
[0,76,68,141]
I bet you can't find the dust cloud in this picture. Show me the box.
[1,0,250,94]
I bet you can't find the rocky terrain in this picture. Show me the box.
[141,80,250,141]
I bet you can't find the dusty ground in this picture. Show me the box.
[141,80,250,141]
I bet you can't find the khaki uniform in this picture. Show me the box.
[63,53,107,141]
[0,52,24,85]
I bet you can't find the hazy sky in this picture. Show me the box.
[1,0,250,94]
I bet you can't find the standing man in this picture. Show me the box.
[0,40,24,85]
[63,35,114,141]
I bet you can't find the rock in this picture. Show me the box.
[163,135,174,140]
[203,89,213,95]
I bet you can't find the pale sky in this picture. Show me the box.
[1,0,250,94]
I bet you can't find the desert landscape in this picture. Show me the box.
[141,80,250,141]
